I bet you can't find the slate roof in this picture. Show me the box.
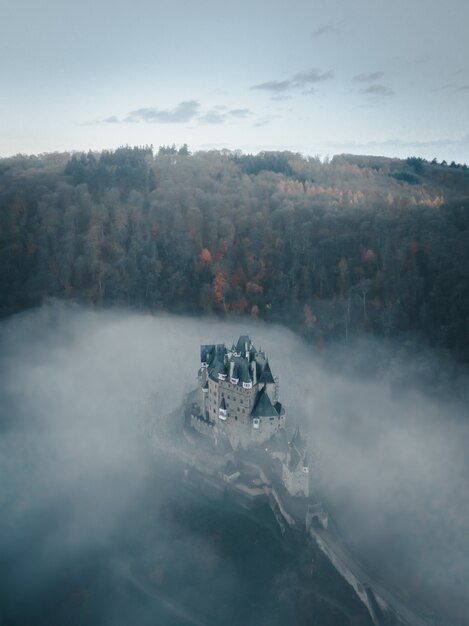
[288,427,307,471]
[259,360,274,384]
[233,357,252,384]
[208,356,226,381]
[201,337,272,390]
[251,386,278,418]
[201,344,215,363]
[235,335,252,353]
[274,401,285,416]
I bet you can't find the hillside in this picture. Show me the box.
[1,147,468,364]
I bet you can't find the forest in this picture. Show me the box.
[0,146,468,365]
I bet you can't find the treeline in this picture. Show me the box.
[1,146,468,363]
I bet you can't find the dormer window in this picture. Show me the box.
[218,396,227,420]
[243,381,252,389]
[219,408,227,420]
[230,377,239,384]
[218,373,227,381]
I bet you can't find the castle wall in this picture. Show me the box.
[283,464,310,497]
[203,377,280,447]
[191,414,214,439]
[207,377,257,424]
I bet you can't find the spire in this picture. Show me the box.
[288,427,307,470]
[235,334,251,353]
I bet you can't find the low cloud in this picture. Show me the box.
[1,303,467,624]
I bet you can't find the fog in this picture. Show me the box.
[0,303,468,624]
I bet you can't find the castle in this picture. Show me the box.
[190,335,310,497]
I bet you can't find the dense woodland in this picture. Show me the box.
[1,146,468,365]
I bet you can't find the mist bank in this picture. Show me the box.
[0,304,468,624]
[1,147,469,365]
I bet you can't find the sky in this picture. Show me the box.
[1,0,469,162]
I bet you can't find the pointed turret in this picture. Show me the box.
[288,427,307,471]
[251,386,278,418]
[259,360,274,384]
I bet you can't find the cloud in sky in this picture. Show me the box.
[228,108,252,118]
[251,68,334,94]
[352,71,385,82]
[199,108,252,125]
[360,84,394,97]
[293,68,334,86]
[124,100,200,124]
[102,115,120,124]
[251,79,292,92]
[271,94,292,102]
[87,102,252,127]
[253,119,269,127]
[435,82,469,93]
[351,71,393,98]
[312,23,340,37]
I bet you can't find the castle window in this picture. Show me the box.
[252,418,260,429]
